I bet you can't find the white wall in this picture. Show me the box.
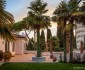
[15,38,26,55]
[0,37,15,56]
[0,37,27,55]
[76,23,85,49]
[9,42,15,56]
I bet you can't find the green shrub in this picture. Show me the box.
[54,48,64,52]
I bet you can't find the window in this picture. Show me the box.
[12,42,15,52]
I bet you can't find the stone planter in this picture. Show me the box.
[32,57,46,62]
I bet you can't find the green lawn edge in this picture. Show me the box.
[0,63,85,70]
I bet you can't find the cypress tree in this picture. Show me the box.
[26,38,34,50]
[57,25,63,48]
[40,30,45,51]
[51,36,59,51]
[47,28,52,51]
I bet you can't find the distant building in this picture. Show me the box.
[75,0,85,49]
[75,23,85,49]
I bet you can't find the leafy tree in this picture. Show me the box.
[51,36,59,51]
[40,30,45,51]
[47,28,52,51]
[26,38,34,50]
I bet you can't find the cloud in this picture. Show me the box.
[13,0,62,22]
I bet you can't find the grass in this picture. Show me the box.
[0,63,85,70]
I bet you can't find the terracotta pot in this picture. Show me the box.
[53,57,57,62]
[4,59,10,62]
[0,58,3,61]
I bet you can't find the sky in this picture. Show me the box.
[5,0,63,38]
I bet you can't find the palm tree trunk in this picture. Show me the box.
[37,28,41,57]
[50,39,52,52]
[63,20,67,62]
[63,30,67,62]
[69,27,73,63]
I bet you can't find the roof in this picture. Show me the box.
[16,35,28,40]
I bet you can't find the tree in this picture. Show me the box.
[72,1,85,50]
[27,0,51,57]
[73,36,77,49]
[0,0,14,41]
[52,0,82,62]
[51,36,59,51]
[52,1,68,62]
[40,30,45,51]
[47,28,52,51]
[67,0,82,63]
[26,38,34,50]
[52,16,63,48]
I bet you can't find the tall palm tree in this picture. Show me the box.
[66,0,82,62]
[52,1,68,62]
[27,0,51,57]
[52,0,82,62]
[0,0,14,41]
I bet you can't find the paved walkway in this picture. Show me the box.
[10,52,53,62]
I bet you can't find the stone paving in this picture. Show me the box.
[10,52,53,62]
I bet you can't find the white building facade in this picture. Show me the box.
[75,23,85,49]
[0,35,28,55]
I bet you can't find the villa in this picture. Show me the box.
[76,23,85,49]
[0,35,28,56]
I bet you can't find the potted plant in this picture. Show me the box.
[50,51,54,59]
[0,50,3,61]
[3,51,12,62]
[53,57,57,62]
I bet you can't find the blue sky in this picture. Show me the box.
[6,0,63,38]
[6,0,63,22]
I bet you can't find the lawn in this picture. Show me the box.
[0,63,85,70]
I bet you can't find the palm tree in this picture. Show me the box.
[0,0,14,41]
[66,0,82,62]
[52,1,68,62]
[27,0,51,57]
[52,0,82,62]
